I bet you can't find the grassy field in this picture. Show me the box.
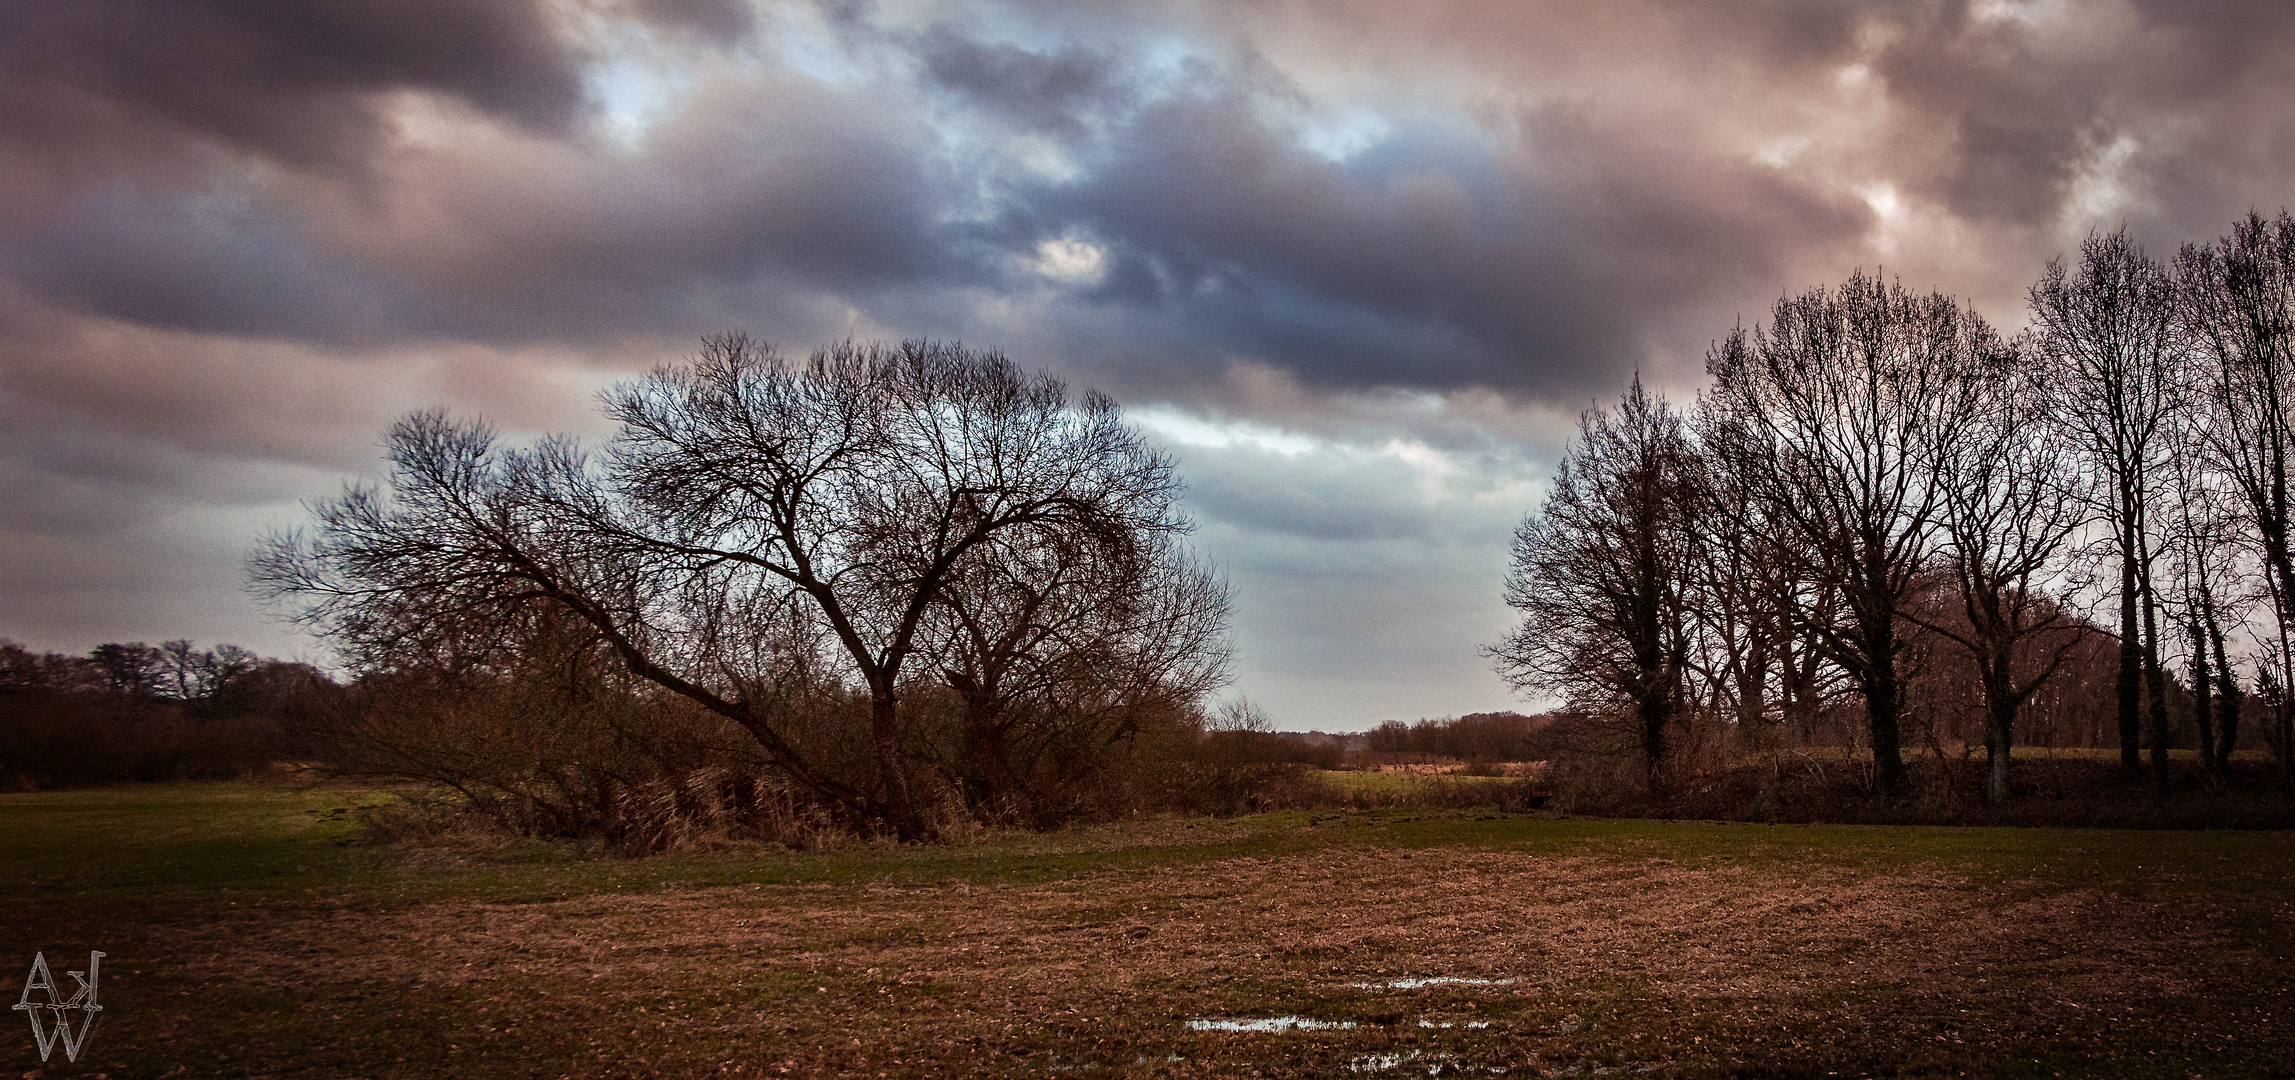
[3,784,2293,1078]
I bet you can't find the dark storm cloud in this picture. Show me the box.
[12,1,2295,399]
[622,0,756,41]
[0,75,980,349]
[918,30,1119,142]
[1864,2,2151,226]
[0,0,586,181]
[1010,78,1869,400]
[363,72,982,341]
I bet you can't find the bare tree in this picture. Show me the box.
[2180,211,2295,784]
[155,639,259,712]
[1704,272,1994,794]
[2161,389,2252,784]
[88,642,162,699]
[254,336,1217,838]
[1492,376,1702,787]
[1918,338,2093,802]
[1687,412,1848,756]
[2029,228,2182,777]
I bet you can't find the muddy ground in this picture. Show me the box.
[21,808,2287,1079]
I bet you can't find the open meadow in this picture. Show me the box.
[4,782,2293,1078]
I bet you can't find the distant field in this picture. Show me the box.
[1313,769,1517,795]
[4,782,2293,1077]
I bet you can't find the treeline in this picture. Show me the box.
[0,639,335,788]
[1365,712,1559,762]
[1495,212,2295,804]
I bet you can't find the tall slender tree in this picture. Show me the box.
[2029,228,2182,777]
[1687,414,1845,755]
[2180,211,2295,785]
[2161,392,2249,783]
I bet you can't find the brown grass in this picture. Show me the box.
[59,823,2295,1079]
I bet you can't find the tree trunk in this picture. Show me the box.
[1733,650,1770,760]
[1638,690,1671,792]
[1983,639,2017,804]
[1866,622,1907,795]
[2191,615,2218,781]
[2213,619,2243,767]
[2267,541,2295,788]
[1983,698,2015,804]
[2117,551,2143,773]
[869,689,924,840]
[2141,575,2171,794]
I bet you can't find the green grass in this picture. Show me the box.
[0,781,393,896]
[5,782,2288,912]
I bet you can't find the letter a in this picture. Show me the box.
[15,951,66,1061]
[16,951,55,1007]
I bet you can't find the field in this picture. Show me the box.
[4,784,2294,1078]
[1311,769,1518,796]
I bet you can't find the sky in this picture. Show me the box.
[4,0,2294,731]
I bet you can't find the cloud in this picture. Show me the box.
[621,0,755,41]
[917,28,1120,143]
[7,0,2295,722]
[1,185,440,343]
[1139,403,1547,726]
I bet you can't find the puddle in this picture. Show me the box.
[1347,1049,1510,1074]
[1347,1050,1418,1073]
[1350,976,1518,990]
[1415,1020,1493,1029]
[1186,1016,1358,1032]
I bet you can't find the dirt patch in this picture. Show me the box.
[90,846,2290,1077]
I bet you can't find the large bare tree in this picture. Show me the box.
[254,336,1215,838]
[1704,272,1994,794]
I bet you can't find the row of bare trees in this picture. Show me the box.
[254,338,1230,839]
[0,639,335,787]
[1496,212,2295,802]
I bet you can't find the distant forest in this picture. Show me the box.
[0,638,333,787]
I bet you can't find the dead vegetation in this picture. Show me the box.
[1551,750,2295,830]
[45,807,2295,1078]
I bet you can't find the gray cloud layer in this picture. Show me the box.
[5,0,2294,725]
